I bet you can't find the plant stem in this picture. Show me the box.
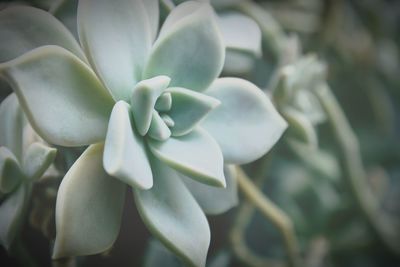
[315,84,400,255]
[235,167,302,267]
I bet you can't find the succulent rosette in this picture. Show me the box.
[0,93,57,249]
[273,55,327,148]
[0,0,286,266]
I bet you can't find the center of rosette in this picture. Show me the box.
[130,76,173,141]
[130,76,221,142]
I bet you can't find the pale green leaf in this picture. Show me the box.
[22,142,57,181]
[202,78,287,164]
[218,12,261,56]
[53,144,126,258]
[142,0,160,41]
[143,239,183,267]
[134,157,210,267]
[144,1,225,92]
[78,0,152,101]
[281,107,318,148]
[131,76,171,136]
[0,147,24,194]
[182,165,237,215]
[155,92,172,112]
[0,94,24,160]
[0,45,114,147]
[0,5,84,62]
[167,87,220,136]
[148,128,226,187]
[50,0,79,39]
[104,101,153,190]
[147,111,172,141]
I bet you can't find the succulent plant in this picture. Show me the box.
[273,54,328,148]
[0,0,287,266]
[0,93,56,249]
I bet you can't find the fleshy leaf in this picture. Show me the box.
[147,111,172,141]
[0,5,85,62]
[148,128,226,187]
[144,1,225,92]
[167,87,220,136]
[0,184,29,250]
[292,90,326,125]
[142,0,160,41]
[155,92,172,112]
[103,101,153,190]
[0,94,24,160]
[0,147,24,194]
[143,239,182,267]
[50,0,79,39]
[182,165,238,215]
[22,142,57,181]
[0,46,114,147]
[161,114,175,128]
[202,78,287,164]
[78,0,152,101]
[218,12,261,56]
[281,107,318,148]
[131,76,171,136]
[134,157,210,267]
[53,144,126,259]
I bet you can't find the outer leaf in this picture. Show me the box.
[0,147,24,194]
[143,239,183,267]
[202,78,287,164]
[134,157,210,267]
[50,0,79,39]
[53,144,126,258]
[131,76,171,136]
[142,0,160,41]
[182,165,237,215]
[144,1,225,92]
[0,184,29,250]
[103,101,153,190]
[22,142,57,181]
[0,5,85,62]
[78,0,152,101]
[218,12,261,56]
[0,46,114,147]
[0,94,24,160]
[167,87,220,136]
[148,128,226,187]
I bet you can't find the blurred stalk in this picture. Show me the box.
[235,167,302,267]
[315,84,400,256]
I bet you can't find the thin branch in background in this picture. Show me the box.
[315,83,400,256]
[233,167,303,267]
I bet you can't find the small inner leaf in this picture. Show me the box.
[131,76,171,136]
[161,114,175,128]
[147,111,171,141]
[166,87,220,137]
[155,92,172,112]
